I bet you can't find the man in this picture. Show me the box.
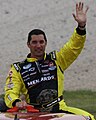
[2,2,95,120]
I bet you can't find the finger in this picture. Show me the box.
[81,2,84,10]
[16,101,25,108]
[72,13,77,21]
[16,102,22,108]
[22,101,27,107]
[85,6,89,14]
[76,3,78,15]
[79,2,82,10]
[78,2,84,11]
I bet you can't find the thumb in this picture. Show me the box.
[72,13,77,21]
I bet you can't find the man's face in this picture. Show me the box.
[27,34,47,59]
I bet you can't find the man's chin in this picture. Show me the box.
[36,53,44,58]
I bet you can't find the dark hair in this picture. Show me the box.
[27,29,47,43]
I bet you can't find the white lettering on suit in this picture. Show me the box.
[27,75,55,86]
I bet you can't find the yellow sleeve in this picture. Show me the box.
[4,65,22,108]
[56,29,86,71]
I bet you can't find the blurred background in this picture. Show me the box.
[0,0,96,93]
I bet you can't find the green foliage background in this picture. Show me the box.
[0,90,96,119]
[64,90,96,119]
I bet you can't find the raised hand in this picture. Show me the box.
[73,2,89,27]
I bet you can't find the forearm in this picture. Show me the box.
[56,28,86,71]
[4,91,21,108]
[4,65,22,108]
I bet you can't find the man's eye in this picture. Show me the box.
[40,40,44,44]
[32,41,37,44]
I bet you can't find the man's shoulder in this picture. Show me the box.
[12,59,27,71]
[49,50,57,60]
[13,59,26,65]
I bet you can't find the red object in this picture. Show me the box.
[7,105,39,113]
[26,105,39,113]
[7,106,19,112]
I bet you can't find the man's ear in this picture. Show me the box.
[27,42,30,48]
[45,41,47,46]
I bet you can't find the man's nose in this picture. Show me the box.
[37,42,41,47]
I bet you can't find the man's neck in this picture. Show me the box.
[30,53,44,61]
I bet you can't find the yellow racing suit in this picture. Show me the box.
[4,28,95,120]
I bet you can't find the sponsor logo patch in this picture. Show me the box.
[29,67,35,72]
[23,63,32,69]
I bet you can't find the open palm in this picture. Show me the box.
[73,2,89,26]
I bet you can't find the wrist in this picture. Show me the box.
[78,24,86,30]
[12,99,21,107]
[78,22,86,27]
[76,26,86,35]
